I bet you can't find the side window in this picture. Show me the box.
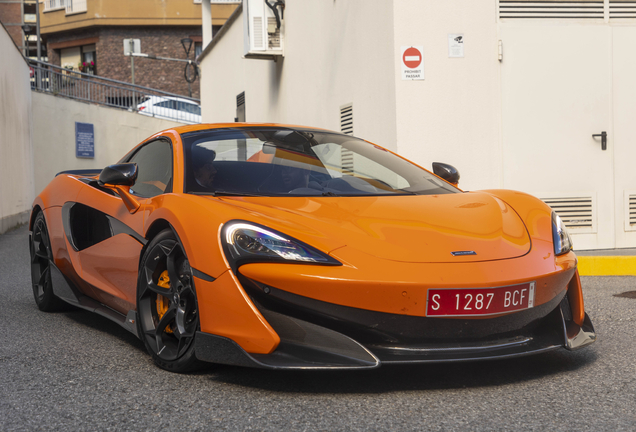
[156,100,175,109]
[128,140,173,198]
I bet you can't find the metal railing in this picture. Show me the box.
[29,60,201,124]
[66,0,86,14]
[44,0,65,11]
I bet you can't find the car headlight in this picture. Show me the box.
[222,221,341,269]
[552,212,573,256]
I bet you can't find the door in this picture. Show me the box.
[612,27,636,247]
[76,138,173,313]
[500,23,615,250]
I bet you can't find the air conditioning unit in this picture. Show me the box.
[243,0,284,59]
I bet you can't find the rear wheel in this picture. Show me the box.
[30,212,65,311]
[137,229,204,372]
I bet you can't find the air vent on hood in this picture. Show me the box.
[540,195,596,233]
[499,1,604,19]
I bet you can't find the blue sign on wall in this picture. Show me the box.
[75,122,94,158]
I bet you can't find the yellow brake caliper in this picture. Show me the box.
[156,270,173,334]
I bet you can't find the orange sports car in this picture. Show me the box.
[29,123,596,372]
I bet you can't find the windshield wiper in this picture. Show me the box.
[322,191,338,196]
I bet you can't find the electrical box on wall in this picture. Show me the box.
[243,0,284,60]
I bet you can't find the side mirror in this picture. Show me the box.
[98,164,141,214]
[98,163,138,186]
[432,162,460,186]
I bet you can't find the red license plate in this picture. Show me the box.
[426,282,536,317]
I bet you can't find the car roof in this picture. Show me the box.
[166,123,336,136]
[144,95,200,105]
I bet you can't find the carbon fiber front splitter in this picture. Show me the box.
[194,300,596,370]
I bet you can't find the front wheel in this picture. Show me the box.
[137,229,204,372]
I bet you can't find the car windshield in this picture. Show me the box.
[181,127,459,196]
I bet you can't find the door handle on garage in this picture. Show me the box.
[592,131,607,151]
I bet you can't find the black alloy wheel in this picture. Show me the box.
[30,212,65,311]
[137,229,204,372]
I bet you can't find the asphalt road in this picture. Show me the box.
[1,225,635,431]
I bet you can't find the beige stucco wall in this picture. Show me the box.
[32,91,181,194]
[200,0,501,191]
[0,23,34,234]
[200,0,399,152]
[392,0,501,190]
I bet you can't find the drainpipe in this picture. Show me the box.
[36,0,41,61]
[202,0,212,48]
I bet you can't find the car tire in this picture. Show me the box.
[30,212,66,312]
[136,228,205,373]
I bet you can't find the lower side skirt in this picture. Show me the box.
[49,261,139,337]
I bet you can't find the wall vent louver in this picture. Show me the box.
[540,195,596,232]
[610,0,636,18]
[340,104,354,173]
[499,1,604,19]
[340,104,353,135]
[624,192,636,231]
[236,92,245,122]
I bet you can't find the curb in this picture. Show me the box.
[577,256,636,276]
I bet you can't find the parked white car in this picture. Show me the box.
[137,96,201,124]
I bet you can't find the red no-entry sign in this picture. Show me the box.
[403,47,422,69]
[400,46,424,81]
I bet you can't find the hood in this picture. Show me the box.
[208,192,531,263]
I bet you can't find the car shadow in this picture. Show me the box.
[202,349,598,393]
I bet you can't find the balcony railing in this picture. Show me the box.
[66,0,86,13]
[44,0,86,13]
[44,0,64,11]
[29,60,201,125]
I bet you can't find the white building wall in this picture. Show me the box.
[32,92,181,194]
[202,0,500,191]
[201,0,399,151]
[392,0,501,191]
[0,24,34,234]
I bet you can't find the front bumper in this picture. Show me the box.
[195,290,596,370]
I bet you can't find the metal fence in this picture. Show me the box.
[28,60,201,124]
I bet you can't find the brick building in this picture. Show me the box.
[40,0,238,98]
[0,0,42,57]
